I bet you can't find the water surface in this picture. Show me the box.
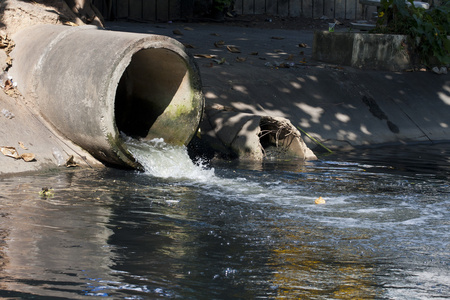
[0,142,448,299]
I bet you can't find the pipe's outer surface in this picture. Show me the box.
[10,24,204,169]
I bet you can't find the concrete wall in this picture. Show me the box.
[312,31,419,71]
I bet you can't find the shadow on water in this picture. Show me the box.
[323,142,450,179]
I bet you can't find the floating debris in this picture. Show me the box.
[315,196,326,204]
[39,187,54,198]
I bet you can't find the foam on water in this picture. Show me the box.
[125,137,215,181]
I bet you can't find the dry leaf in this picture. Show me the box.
[314,196,326,204]
[172,29,183,35]
[6,56,12,67]
[214,40,225,48]
[21,153,36,162]
[210,33,220,36]
[274,49,284,53]
[4,79,13,91]
[298,43,308,48]
[1,146,20,159]
[0,35,15,55]
[18,141,28,150]
[250,52,259,56]
[227,45,241,53]
[183,27,194,31]
[286,54,295,61]
[194,54,216,59]
[65,155,78,167]
[213,58,227,65]
[271,36,284,40]
[63,21,79,26]
[183,43,195,48]
[236,56,246,62]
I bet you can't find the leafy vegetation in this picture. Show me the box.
[212,0,232,12]
[373,0,450,66]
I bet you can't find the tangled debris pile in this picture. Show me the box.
[0,34,14,69]
[0,33,19,97]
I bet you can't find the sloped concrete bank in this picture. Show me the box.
[197,60,450,155]
[1,22,449,175]
[174,24,450,156]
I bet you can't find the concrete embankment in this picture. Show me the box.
[140,23,447,153]
[1,22,449,175]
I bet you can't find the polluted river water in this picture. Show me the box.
[0,139,449,299]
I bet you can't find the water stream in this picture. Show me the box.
[0,140,448,299]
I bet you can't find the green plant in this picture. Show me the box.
[213,0,232,12]
[373,0,450,66]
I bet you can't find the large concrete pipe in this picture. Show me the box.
[10,24,204,169]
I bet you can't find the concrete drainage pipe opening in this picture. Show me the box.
[115,48,195,142]
[10,24,204,169]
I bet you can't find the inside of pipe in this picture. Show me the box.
[115,48,187,139]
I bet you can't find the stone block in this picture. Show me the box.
[312,31,419,71]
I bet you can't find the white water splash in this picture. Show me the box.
[124,137,215,181]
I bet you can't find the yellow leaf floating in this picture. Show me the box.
[314,196,326,204]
